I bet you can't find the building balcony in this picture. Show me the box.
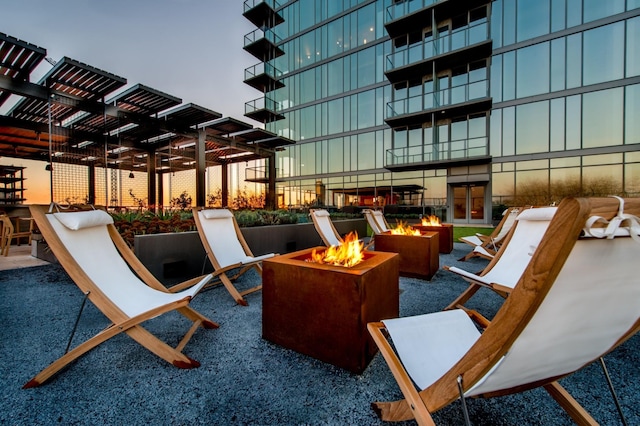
[243,0,284,29]
[385,137,491,172]
[244,62,285,92]
[244,28,285,61]
[385,22,491,84]
[245,96,285,123]
[385,80,491,128]
[385,0,491,39]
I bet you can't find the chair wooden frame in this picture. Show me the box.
[458,207,521,261]
[309,208,343,247]
[23,204,218,388]
[190,207,275,306]
[368,197,640,425]
[443,206,556,311]
[363,209,391,236]
[0,214,33,256]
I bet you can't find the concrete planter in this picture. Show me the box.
[134,219,368,285]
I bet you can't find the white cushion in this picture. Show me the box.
[312,209,331,217]
[201,209,233,219]
[53,210,113,230]
[516,206,556,221]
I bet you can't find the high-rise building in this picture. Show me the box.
[242,0,640,224]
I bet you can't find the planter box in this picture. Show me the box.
[374,231,439,280]
[134,219,368,285]
[413,223,454,254]
[262,248,399,373]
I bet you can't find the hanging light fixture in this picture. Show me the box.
[45,163,52,171]
[129,154,135,178]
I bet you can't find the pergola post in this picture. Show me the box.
[221,164,229,207]
[196,129,206,207]
[88,165,95,205]
[266,152,276,210]
[147,151,157,212]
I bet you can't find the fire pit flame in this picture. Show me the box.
[390,221,421,236]
[421,215,442,226]
[309,231,364,267]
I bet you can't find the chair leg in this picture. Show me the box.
[444,283,482,311]
[544,382,598,425]
[457,375,472,426]
[599,357,628,426]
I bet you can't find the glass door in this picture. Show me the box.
[452,184,485,223]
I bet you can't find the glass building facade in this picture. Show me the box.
[243,0,640,224]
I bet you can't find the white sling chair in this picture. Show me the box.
[443,206,556,310]
[309,209,343,247]
[458,207,522,261]
[363,209,391,236]
[368,196,640,425]
[24,204,216,388]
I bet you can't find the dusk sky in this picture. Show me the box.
[1,0,263,203]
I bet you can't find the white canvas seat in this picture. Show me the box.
[363,209,390,236]
[309,209,344,247]
[24,205,217,388]
[443,206,556,310]
[368,196,640,425]
[458,207,521,261]
[192,207,275,306]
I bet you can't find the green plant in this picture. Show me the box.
[170,191,192,211]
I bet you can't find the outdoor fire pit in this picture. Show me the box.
[374,230,439,280]
[412,215,454,254]
[262,247,399,374]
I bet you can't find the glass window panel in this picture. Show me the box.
[492,171,515,200]
[327,19,343,57]
[300,142,315,175]
[567,0,582,27]
[490,109,502,157]
[492,0,503,48]
[327,98,343,135]
[626,84,640,144]
[357,90,375,129]
[503,0,516,45]
[551,0,566,32]
[629,0,640,10]
[357,3,375,47]
[516,101,549,154]
[627,17,640,77]
[451,119,467,141]
[550,98,565,151]
[550,167,581,199]
[516,0,550,42]
[491,54,503,101]
[566,94,581,149]
[469,115,487,138]
[503,51,516,100]
[551,38,566,91]
[551,157,580,167]
[516,159,549,170]
[583,153,622,166]
[583,23,624,85]
[328,138,344,173]
[583,0,624,23]
[566,33,582,89]
[503,106,515,156]
[583,164,622,193]
[582,88,623,148]
[516,42,550,97]
[625,163,640,195]
[357,133,375,170]
[357,47,375,87]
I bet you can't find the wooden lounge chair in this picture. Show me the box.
[0,214,32,256]
[443,206,556,311]
[309,208,344,246]
[191,207,275,306]
[368,196,640,425]
[363,209,391,236]
[23,204,217,388]
[458,207,521,261]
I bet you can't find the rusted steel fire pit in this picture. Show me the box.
[413,223,454,254]
[262,248,399,374]
[374,231,439,280]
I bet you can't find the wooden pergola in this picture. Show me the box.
[0,32,294,209]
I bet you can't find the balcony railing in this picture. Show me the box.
[244,28,282,48]
[385,136,489,168]
[385,21,489,72]
[386,79,488,119]
[245,96,281,115]
[243,0,281,13]
[244,62,283,82]
[385,0,438,23]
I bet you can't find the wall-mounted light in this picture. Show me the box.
[129,171,135,179]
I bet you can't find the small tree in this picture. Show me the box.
[128,189,147,212]
[206,188,223,207]
[170,191,192,211]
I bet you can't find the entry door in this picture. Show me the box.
[452,185,485,224]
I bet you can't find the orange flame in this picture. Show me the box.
[421,215,442,226]
[309,231,364,267]
[390,221,421,236]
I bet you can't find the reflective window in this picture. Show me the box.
[516,42,550,97]
[567,0,582,27]
[566,33,582,88]
[516,101,549,154]
[630,0,640,10]
[625,163,640,194]
[503,0,516,45]
[628,16,640,77]
[502,106,515,156]
[551,0,566,32]
[503,51,516,100]
[566,95,581,150]
[516,0,550,42]
[357,47,376,87]
[583,22,624,85]
[550,98,565,151]
[328,138,344,173]
[551,38,566,92]
[357,133,375,170]
[583,0,624,23]
[492,0,503,48]
[491,54,503,102]
[582,87,623,148]
[626,84,640,144]
[490,109,502,157]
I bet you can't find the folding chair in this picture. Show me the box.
[368,196,640,425]
[191,207,275,306]
[309,209,344,246]
[0,214,32,256]
[458,207,521,261]
[23,204,217,388]
[443,206,556,311]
